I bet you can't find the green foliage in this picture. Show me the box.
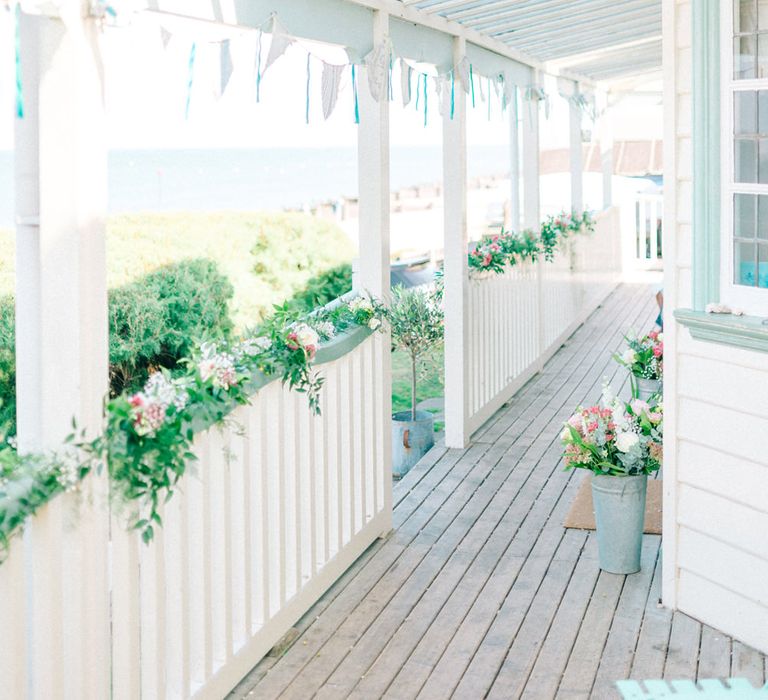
[287,263,353,313]
[0,297,14,433]
[387,286,444,418]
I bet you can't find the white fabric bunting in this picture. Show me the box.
[321,62,344,119]
[503,72,514,107]
[263,19,293,75]
[363,40,390,102]
[401,63,413,107]
[478,74,486,102]
[160,27,172,49]
[456,56,471,94]
[220,39,233,97]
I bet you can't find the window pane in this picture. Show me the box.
[736,193,758,238]
[758,90,768,133]
[738,0,757,33]
[759,243,768,287]
[735,240,758,286]
[735,138,758,181]
[735,36,757,78]
[736,91,758,133]
[759,34,768,77]
[759,0,768,29]
[758,195,768,239]
[758,138,768,181]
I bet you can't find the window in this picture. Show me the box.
[722,0,768,311]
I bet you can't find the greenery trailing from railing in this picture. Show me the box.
[468,210,595,274]
[0,294,386,556]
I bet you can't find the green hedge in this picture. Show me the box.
[0,258,234,434]
[0,297,15,433]
[287,263,353,313]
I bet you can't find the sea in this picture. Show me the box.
[0,146,510,227]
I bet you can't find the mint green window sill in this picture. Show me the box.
[674,309,768,353]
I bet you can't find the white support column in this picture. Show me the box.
[443,36,469,449]
[15,4,110,697]
[357,9,392,530]
[569,90,584,213]
[598,90,614,209]
[508,87,521,232]
[522,80,544,361]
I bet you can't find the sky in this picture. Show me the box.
[0,8,574,152]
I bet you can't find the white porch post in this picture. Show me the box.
[522,80,543,360]
[598,90,614,209]
[443,36,470,449]
[569,89,584,213]
[15,4,110,697]
[508,87,521,231]
[357,9,392,528]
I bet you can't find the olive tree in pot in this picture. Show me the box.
[388,285,444,478]
[560,386,663,574]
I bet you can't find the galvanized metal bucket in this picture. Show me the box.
[591,474,648,574]
[635,376,662,401]
[392,410,434,479]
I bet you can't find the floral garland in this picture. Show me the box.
[468,209,595,273]
[0,294,386,554]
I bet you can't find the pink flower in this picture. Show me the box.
[648,330,659,341]
[286,332,300,350]
[129,393,145,408]
[482,253,492,267]
[653,343,663,358]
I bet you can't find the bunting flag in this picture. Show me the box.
[185,42,196,119]
[305,53,311,123]
[351,63,359,124]
[456,56,470,94]
[160,27,172,49]
[321,62,344,119]
[478,73,486,103]
[363,39,390,102]
[469,64,475,108]
[503,72,515,111]
[263,19,293,74]
[400,62,412,107]
[255,30,263,101]
[14,2,23,118]
[220,39,233,97]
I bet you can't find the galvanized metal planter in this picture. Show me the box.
[392,409,434,479]
[635,376,662,401]
[592,474,648,574]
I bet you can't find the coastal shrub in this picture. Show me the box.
[0,259,235,433]
[110,258,234,394]
[288,263,353,313]
[0,296,15,432]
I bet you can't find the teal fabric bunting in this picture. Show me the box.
[14,3,23,119]
[185,42,196,119]
[351,64,359,124]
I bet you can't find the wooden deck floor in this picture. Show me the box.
[231,284,767,700]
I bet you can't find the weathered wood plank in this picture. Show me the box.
[663,612,702,680]
[697,624,731,680]
[731,641,766,688]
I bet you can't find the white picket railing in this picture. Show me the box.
[0,330,391,700]
[629,192,664,270]
[466,206,622,432]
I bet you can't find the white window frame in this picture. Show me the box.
[721,0,768,314]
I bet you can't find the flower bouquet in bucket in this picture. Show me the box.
[561,387,663,574]
[613,330,663,401]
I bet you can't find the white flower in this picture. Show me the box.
[615,431,640,453]
[560,426,572,441]
[314,321,336,340]
[240,336,272,356]
[621,349,637,365]
[292,323,319,348]
[349,296,374,313]
[630,399,650,416]
[368,317,382,331]
[656,332,664,342]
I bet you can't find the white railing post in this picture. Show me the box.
[522,79,543,362]
[357,9,392,529]
[444,36,470,449]
[569,86,584,213]
[509,87,521,232]
[14,3,110,698]
[598,90,614,209]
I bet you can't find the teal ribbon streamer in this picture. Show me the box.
[14,3,23,119]
[423,74,427,127]
[450,71,455,120]
[305,54,311,124]
[351,64,359,124]
[185,42,196,119]
[388,57,393,102]
[415,73,421,111]
[470,64,475,109]
[255,31,263,102]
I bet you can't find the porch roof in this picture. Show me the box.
[395,0,662,81]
